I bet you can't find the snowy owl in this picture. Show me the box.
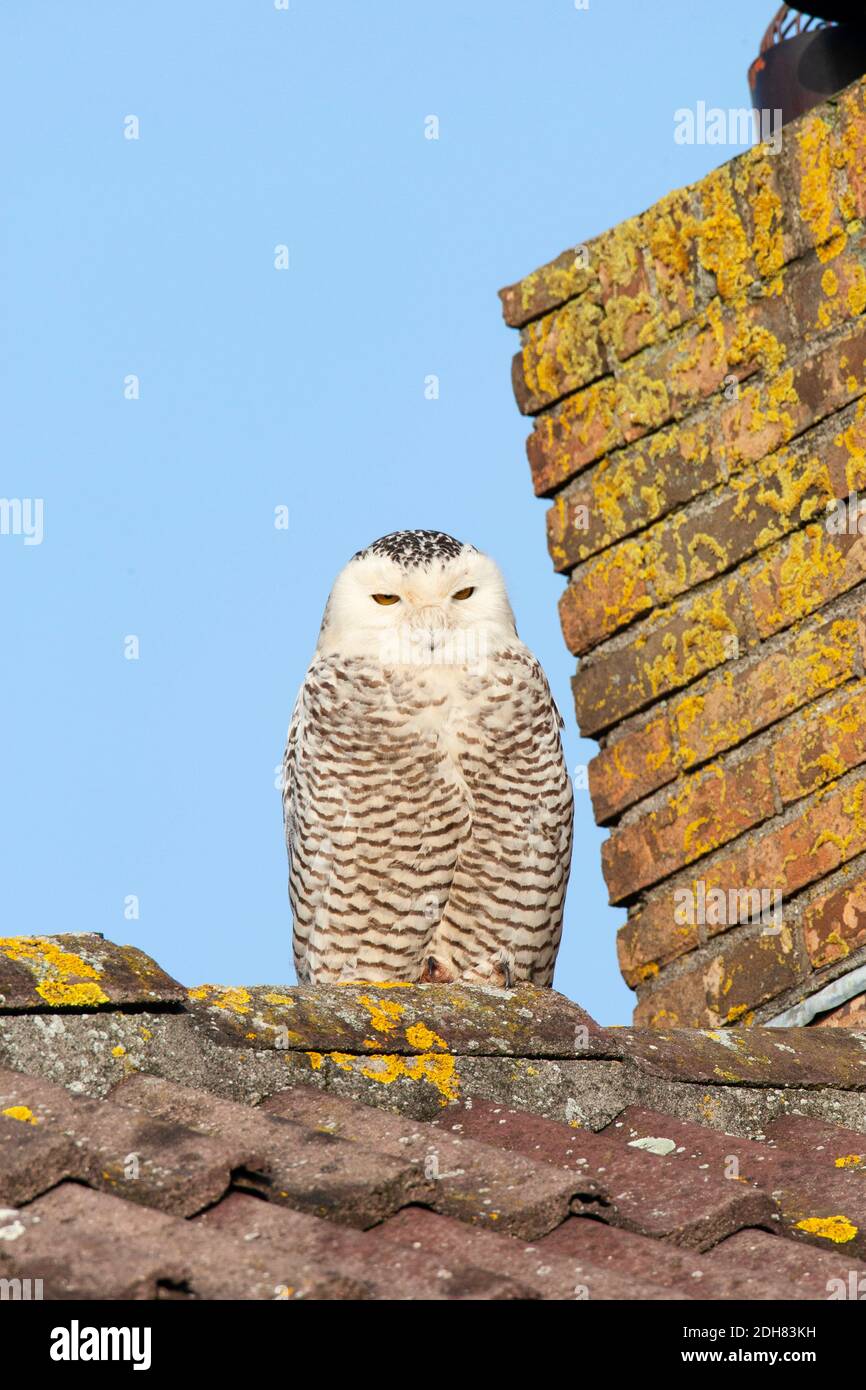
[282,530,573,987]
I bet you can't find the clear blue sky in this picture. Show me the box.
[2,0,766,1023]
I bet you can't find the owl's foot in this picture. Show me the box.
[420,955,456,984]
[458,954,515,989]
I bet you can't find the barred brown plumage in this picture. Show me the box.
[282,531,573,986]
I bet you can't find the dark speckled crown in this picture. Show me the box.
[353,530,473,568]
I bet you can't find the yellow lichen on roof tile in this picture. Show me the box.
[306,1047,459,1104]
[405,1021,448,1051]
[2,1105,39,1125]
[2,936,109,1007]
[795,1214,858,1242]
[187,985,252,1015]
[357,994,406,1033]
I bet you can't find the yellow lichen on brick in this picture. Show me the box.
[728,304,787,379]
[737,148,785,279]
[797,114,847,261]
[839,86,866,223]
[532,380,619,486]
[847,264,866,318]
[813,780,866,857]
[38,981,109,1006]
[520,296,603,403]
[513,254,596,320]
[644,191,695,326]
[687,166,751,300]
[615,369,670,435]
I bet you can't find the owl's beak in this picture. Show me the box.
[408,603,449,632]
[406,603,449,659]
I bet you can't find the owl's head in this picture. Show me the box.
[315,530,518,664]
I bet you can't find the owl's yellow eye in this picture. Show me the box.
[372,593,400,605]
[452,586,474,600]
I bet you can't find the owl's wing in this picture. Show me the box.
[285,657,469,984]
[429,648,573,988]
[281,684,304,853]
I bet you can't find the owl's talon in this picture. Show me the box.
[420,955,455,983]
[502,960,513,989]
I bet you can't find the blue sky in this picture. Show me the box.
[2,0,766,1022]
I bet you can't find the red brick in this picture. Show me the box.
[499,245,599,329]
[772,681,866,805]
[589,712,678,825]
[571,574,748,734]
[616,291,792,446]
[558,538,653,656]
[672,612,861,769]
[562,431,840,657]
[838,81,866,224]
[512,294,606,415]
[787,242,866,339]
[629,772,866,981]
[803,872,866,969]
[640,185,704,330]
[547,376,866,579]
[748,524,866,639]
[617,909,699,989]
[601,751,776,904]
[597,217,660,363]
[718,320,866,473]
[527,380,622,495]
[811,992,866,1026]
[546,415,720,572]
[634,927,803,1028]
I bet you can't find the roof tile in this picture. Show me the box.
[616,1025,866,1090]
[260,1083,585,1240]
[430,1097,776,1249]
[186,981,611,1057]
[195,1192,541,1300]
[110,1073,431,1228]
[0,1183,369,1300]
[3,932,866,1299]
[368,1205,688,1300]
[537,1217,863,1300]
[0,1066,255,1215]
[0,935,185,1012]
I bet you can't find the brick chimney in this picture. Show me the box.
[500,76,866,1029]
